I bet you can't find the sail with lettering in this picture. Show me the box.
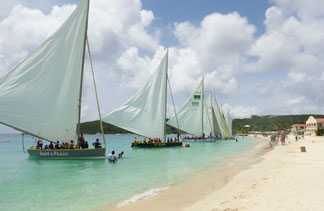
[103,53,168,141]
[0,0,89,143]
[0,0,107,157]
[167,79,204,137]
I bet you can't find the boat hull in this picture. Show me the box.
[183,137,216,142]
[131,142,182,148]
[27,148,106,157]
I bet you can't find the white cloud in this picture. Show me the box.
[223,104,262,119]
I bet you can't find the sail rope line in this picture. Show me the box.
[167,76,182,141]
[86,37,106,147]
[205,101,214,137]
[21,133,25,153]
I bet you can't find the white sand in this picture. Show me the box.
[185,135,324,211]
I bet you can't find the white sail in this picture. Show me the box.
[205,93,220,137]
[204,94,215,136]
[0,0,89,143]
[213,98,231,138]
[167,79,204,137]
[225,109,233,136]
[103,53,168,140]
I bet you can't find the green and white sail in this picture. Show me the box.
[213,98,232,138]
[103,53,168,141]
[0,0,89,143]
[167,79,204,137]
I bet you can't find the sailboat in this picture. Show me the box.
[167,79,219,142]
[102,51,182,147]
[0,0,107,157]
[213,98,233,139]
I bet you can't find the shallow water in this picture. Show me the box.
[0,134,259,210]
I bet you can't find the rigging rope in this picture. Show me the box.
[86,37,106,147]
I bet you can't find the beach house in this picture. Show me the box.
[305,116,324,135]
[291,124,306,135]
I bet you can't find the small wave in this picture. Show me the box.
[116,186,169,208]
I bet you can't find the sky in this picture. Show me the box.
[1,0,324,133]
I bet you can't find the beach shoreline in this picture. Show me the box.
[185,134,324,211]
[102,137,271,211]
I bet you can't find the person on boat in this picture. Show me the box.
[118,151,124,158]
[92,139,102,148]
[143,138,146,143]
[177,131,180,141]
[174,137,177,142]
[108,151,117,163]
[133,137,137,143]
[69,140,75,149]
[85,141,89,149]
[36,139,43,149]
[170,137,173,142]
[55,141,60,149]
[49,142,54,149]
[44,145,49,149]
[167,137,170,143]
[78,134,85,149]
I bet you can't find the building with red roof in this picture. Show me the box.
[305,116,324,135]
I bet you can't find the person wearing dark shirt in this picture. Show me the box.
[85,141,89,149]
[92,139,102,148]
[49,142,54,149]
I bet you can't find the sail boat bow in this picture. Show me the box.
[0,0,106,157]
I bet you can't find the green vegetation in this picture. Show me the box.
[316,129,324,136]
[81,114,324,135]
[233,114,324,133]
[79,120,180,134]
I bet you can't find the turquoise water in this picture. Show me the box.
[0,134,259,210]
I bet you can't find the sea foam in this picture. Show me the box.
[116,186,170,208]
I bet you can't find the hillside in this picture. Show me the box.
[80,114,324,135]
[79,120,180,135]
[233,114,324,133]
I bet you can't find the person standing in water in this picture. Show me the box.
[108,151,117,163]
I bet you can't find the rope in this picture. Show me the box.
[86,37,106,147]
[167,76,183,141]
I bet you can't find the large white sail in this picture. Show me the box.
[0,0,89,143]
[167,79,204,137]
[103,53,168,140]
[213,98,231,138]
[225,109,233,136]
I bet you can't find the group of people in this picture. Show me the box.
[35,134,102,150]
[108,150,124,163]
[132,137,180,144]
[269,133,287,148]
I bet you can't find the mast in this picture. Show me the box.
[76,0,90,137]
[86,38,106,147]
[201,77,204,137]
[163,49,169,142]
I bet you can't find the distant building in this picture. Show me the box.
[291,124,306,135]
[305,116,324,135]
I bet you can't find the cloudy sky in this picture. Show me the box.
[1,0,324,133]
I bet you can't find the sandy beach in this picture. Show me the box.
[105,137,270,211]
[106,135,324,211]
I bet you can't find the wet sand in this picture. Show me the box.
[103,137,270,211]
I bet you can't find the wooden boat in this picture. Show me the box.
[102,51,183,148]
[0,0,107,157]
